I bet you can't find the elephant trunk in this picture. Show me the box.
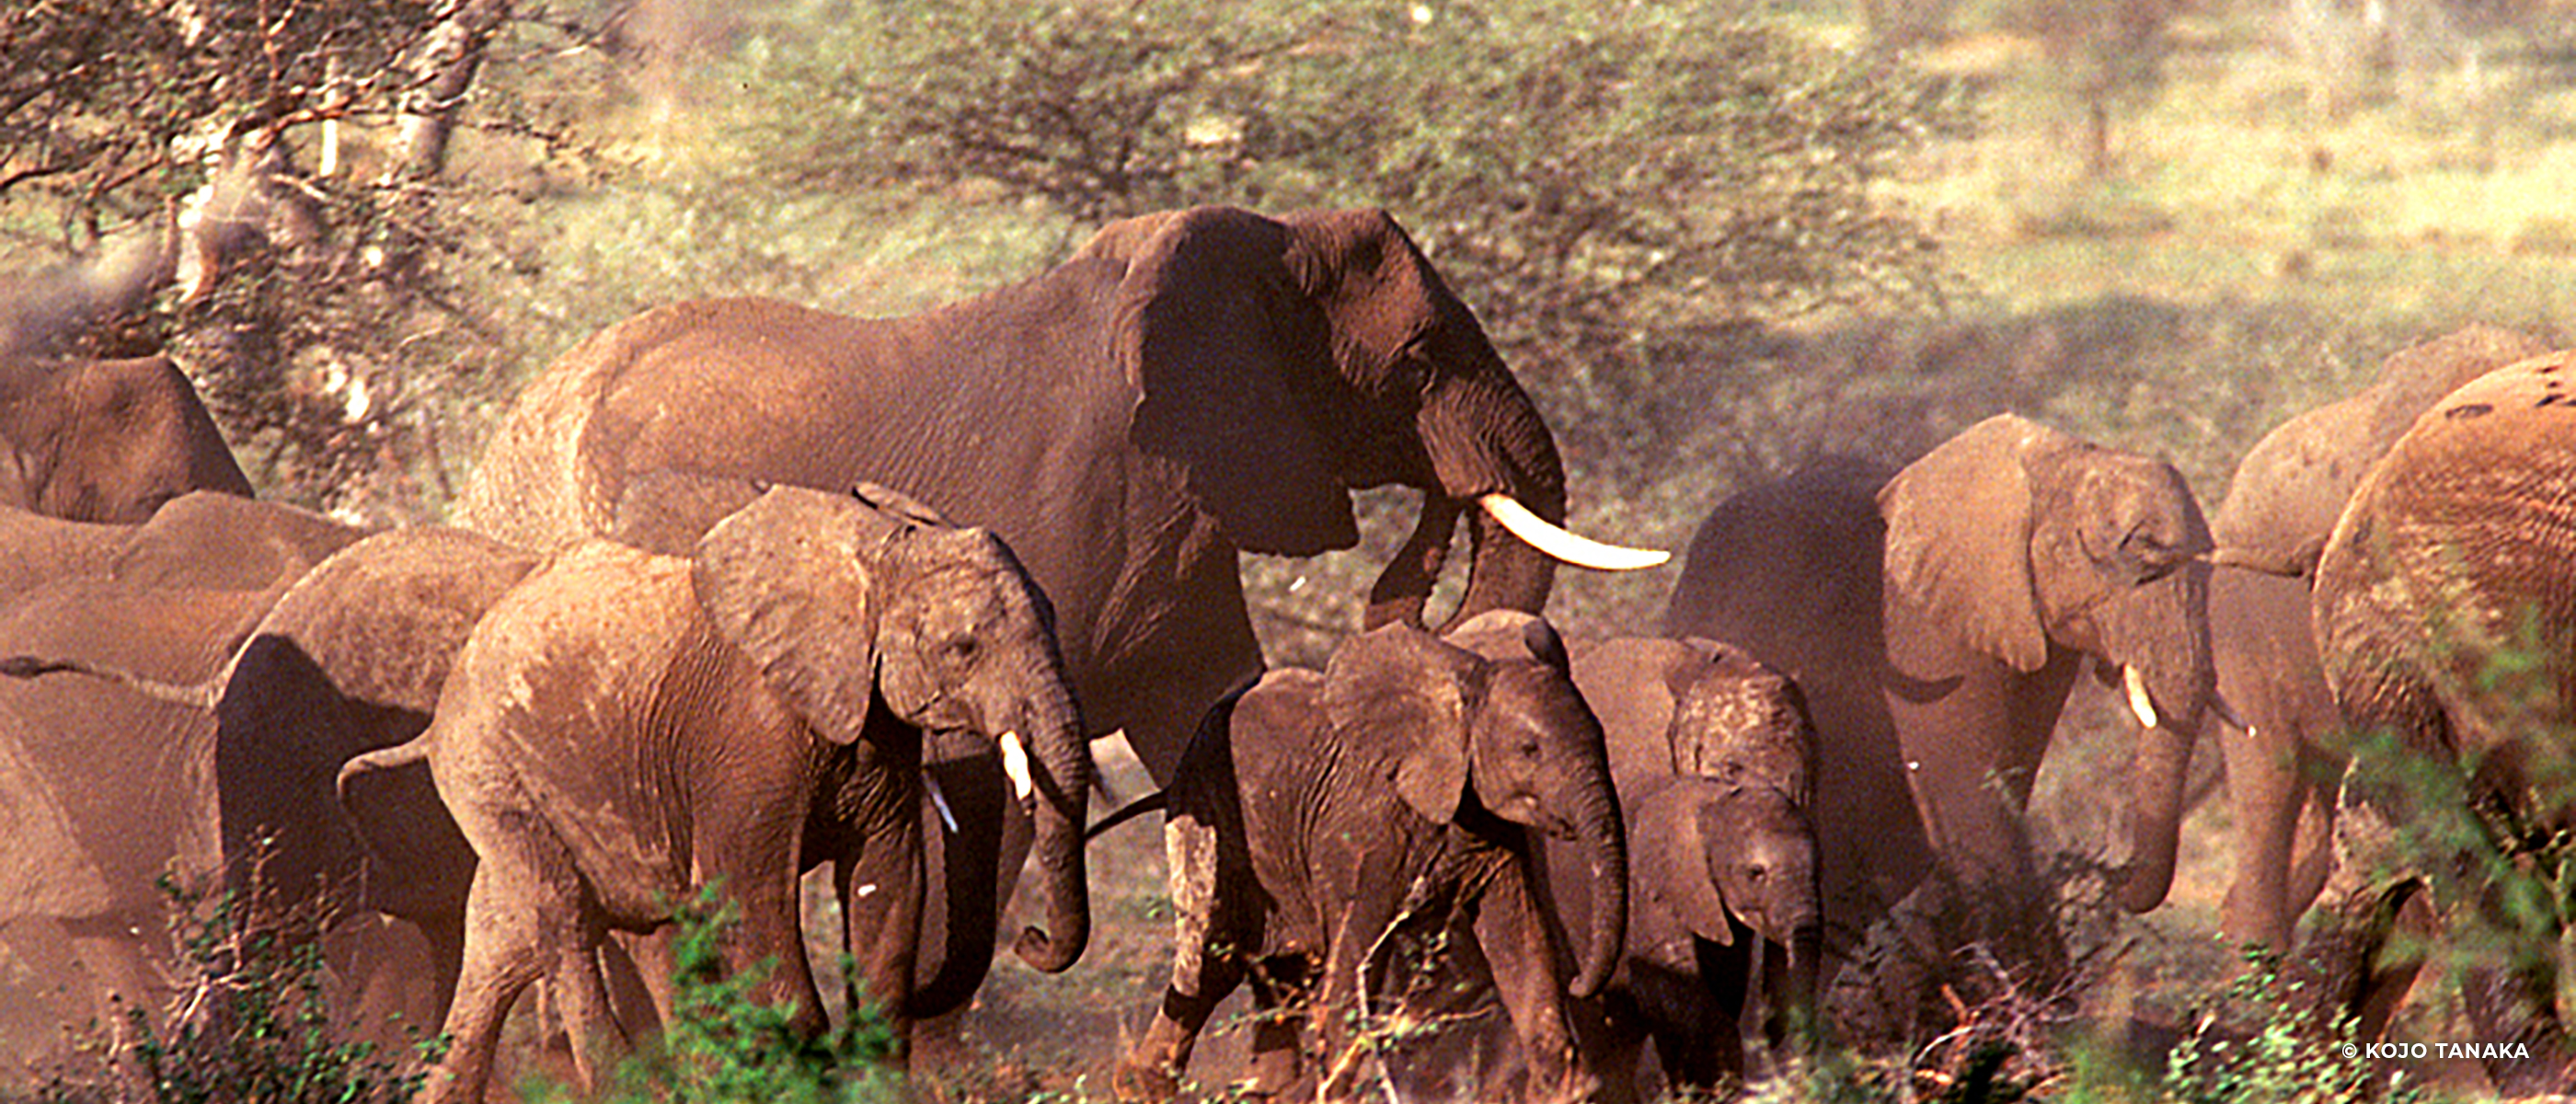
[1005,676,1092,973]
[2099,565,2215,914]
[2116,709,2195,912]
[1564,758,1629,999]
[1406,374,1565,632]
[1770,921,1826,1053]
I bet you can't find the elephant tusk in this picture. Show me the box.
[923,772,960,834]
[1000,731,1035,802]
[1477,494,1669,571]
[2122,665,2161,730]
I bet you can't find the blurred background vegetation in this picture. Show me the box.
[6,0,2576,653]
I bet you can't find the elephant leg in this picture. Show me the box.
[2283,753,2340,923]
[1244,954,1312,1098]
[427,860,558,1104]
[321,914,443,1052]
[2220,721,2305,951]
[1472,869,1591,1104]
[548,916,627,1097]
[63,916,166,1043]
[835,799,924,1060]
[603,928,673,1041]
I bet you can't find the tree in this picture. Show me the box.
[0,0,600,519]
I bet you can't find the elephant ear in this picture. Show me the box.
[1632,777,1735,947]
[692,486,906,745]
[1110,206,1356,558]
[1323,623,1480,824]
[1880,414,2053,673]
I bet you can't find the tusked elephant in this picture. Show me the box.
[1114,614,1628,1104]
[2200,324,2550,952]
[2310,349,2576,1095]
[0,493,364,1043]
[456,204,1662,788]
[345,484,1094,1104]
[1662,417,2221,1041]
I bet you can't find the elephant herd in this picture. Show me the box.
[0,203,2571,1099]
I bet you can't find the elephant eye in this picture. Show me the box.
[1746,864,1768,883]
[943,634,981,663]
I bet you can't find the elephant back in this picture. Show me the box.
[2316,351,2576,742]
[110,492,367,593]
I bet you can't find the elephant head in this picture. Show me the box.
[0,354,251,524]
[1879,413,2216,910]
[1082,205,1661,632]
[692,486,1091,972]
[1402,611,1629,998]
[1629,774,1823,1019]
[1669,641,1817,809]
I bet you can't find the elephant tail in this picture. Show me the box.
[335,736,433,809]
[0,652,224,708]
[1085,790,1167,842]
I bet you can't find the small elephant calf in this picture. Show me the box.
[1409,627,1824,1104]
[1116,616,1629,1103]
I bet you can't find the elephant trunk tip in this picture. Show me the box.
[1012,923,1087,973]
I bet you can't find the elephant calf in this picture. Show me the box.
[1115,615,1628,1104]
[341,485,1095,1104]
[1411,629,1823,1103]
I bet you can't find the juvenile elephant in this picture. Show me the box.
[351,485,1093,1104]
[1663,418,2219,1037]
[1116,616,1627,1104]
[459,205,1661,789]
[2311,349,2576,1094]
[1466,632,1820,1101]
[2202,324,2548,951]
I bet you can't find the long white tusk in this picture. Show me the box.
[923,772,960,834]
[2122,665,2161,730]
[1477,494,1669,571]
[1000,731,1034,802]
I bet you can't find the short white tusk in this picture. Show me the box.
[1000,731,1034,802]
[923,772,959,834]
[2122,665,2161,730]
[1478,494,1669,570]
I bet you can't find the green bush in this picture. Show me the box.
[523,887,901,1104]
[19,876,438,1104]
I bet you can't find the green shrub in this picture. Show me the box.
[18,876,439,1104]
[523,887,901,1104]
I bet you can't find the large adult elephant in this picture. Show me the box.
[457,204,1660,785]
[1662,417,2218,1039]
[2310,349,2576,1095]
[0,494,364,1040]
[2199,324,2550,952]
[355,485,1093,1103]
